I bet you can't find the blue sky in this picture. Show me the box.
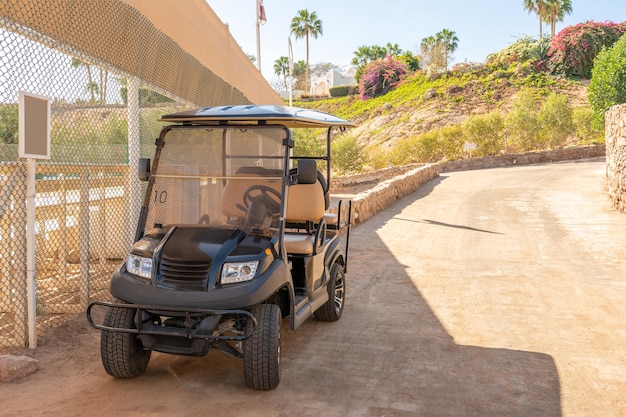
[206,1,626,83]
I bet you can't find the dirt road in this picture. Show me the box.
[4,159,625,416]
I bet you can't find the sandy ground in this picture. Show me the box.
[3,158,625,417]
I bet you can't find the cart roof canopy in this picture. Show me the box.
[159,105,355,128]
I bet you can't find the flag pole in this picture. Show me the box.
[255,0,261,72]
[288,37,294,107]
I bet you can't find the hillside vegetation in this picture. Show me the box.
[292,21,626,174]
[295,66,596,173]
[301,65,590,146]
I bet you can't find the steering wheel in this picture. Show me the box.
[242,185,281,213]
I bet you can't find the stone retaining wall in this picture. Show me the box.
[333,164,439,224]
[605,104,626,212]
[440,145,605,172]
[330,164,424,192]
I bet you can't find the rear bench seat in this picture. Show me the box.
[284,171,327,255]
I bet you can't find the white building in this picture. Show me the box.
[310,67,357,97]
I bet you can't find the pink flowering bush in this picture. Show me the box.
[547,21,626,78]
[359,56,407,100]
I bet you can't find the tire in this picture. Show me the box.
[100,304,151,378]
[243,304,281,390]
[313,263,345,322]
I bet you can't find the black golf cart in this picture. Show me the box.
[87,105,354,390]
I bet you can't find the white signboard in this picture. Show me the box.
[19,91,51,159]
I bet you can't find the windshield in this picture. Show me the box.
[143,126,287,234]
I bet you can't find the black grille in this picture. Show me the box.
[157,257,211,290]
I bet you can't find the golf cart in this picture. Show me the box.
[87,105,354,390]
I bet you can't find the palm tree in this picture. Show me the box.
[99,68,108,103]
[351,45,387,67]
[71,57,109,103]
[385,43,403,57]
[420,35,445,71]
[291,60,307,91]
[71,57,95,103]
[523,0,550,37]
[273,56,290,91]
[290,9,323,93]
[544,0,573,37]
[435,29,459,70]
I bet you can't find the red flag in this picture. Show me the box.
[258,0,267,24]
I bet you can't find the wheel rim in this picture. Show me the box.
[333,271,345,313]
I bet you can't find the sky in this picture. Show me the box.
[206,0,626,85]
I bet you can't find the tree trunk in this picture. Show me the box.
[305,32,310,94]
[99,69,104,103]
[87,64,95,103]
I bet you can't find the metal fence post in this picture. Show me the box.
[126,77,141,248]
[26,158,37,348]
[13,164,28,347]
[79,166,90,308]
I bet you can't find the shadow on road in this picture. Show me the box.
[274,178,561,415]
[393,217,504,234]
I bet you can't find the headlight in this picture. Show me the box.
[126,254,153,279]
[221,261,259,284]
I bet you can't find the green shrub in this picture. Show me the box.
[389,131,444,164]
[487,36,551,70]
[538,93,574,148]
[329,86,357,97]
[588,32,626,129]
[388,137,419,166]
[51,113,127,145]
[462,111,505,156]
[0,104,18,144]
[572,106,604,143]
[331,135,364,175]
[504,90,543,152]
[416,131,442,162]
[292,128,326,158]
[399,51,421,72]
[437,125,464,160]
[364,144,390,170]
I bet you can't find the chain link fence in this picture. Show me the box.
[0,0,255,352]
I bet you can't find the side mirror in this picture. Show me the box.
[297,159,317,184]
[138,158,150,181]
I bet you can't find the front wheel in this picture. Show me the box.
[243,304,281,390]
[100,304,151,378]
[314,263,346,322]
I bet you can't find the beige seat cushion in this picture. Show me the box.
[286,182,325,223]
[284,179,326,255]
[283,233,316,254]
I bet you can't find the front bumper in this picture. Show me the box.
[86,300,256,341]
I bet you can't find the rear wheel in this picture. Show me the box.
[243,304,281,390]
[100,304,151,378]
[314,263,345,322]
